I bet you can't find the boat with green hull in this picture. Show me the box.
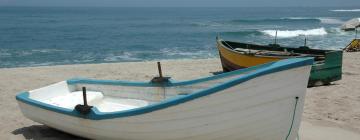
[216,39,343,87]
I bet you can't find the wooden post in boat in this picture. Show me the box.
[151,62,170,83]
[82,87,88,107]
[150,62,170,100]
[74,87,93,115]
[274,30,278,45]
[157,62,163,78]
[246,45,250,54]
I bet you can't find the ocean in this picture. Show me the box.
[0,7,359,68]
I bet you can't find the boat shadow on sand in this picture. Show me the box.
[12,125,87,140]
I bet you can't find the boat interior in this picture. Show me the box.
[26,64,265,113]
[220,40,331,62]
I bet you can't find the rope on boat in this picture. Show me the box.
[222,40,235,50]
[217,36,235,50]
[285,96,299,140]
[274,30,278,45]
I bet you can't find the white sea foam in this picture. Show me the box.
[160,44,216,59]
[104,52,141,62]
[32,49,67,53]
[0,52,11,57]
[283,17,314,20]
[331,9,360,12]
[284,17,343,24]
[191,21,222,27]
[261,28,328,38]
[318,18,343,24]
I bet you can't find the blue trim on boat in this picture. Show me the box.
[66,61,274,87]
[16,58,314,120]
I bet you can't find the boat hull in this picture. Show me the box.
[217,40,342,87]
[344,39,360,52]
[17,66,311,140]
[217,45,282,71]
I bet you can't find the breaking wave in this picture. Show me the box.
[228,17,343,25]
[104,52,141,62]
[285,17,343,24]
[190,22,223,27]
[261,28,328,38]
[331,9,360,12]
[221,30,263,36]
[230,18,320,24]
[317,18,343,24]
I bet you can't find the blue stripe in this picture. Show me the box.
[16,58,314,120]
[66,61,274,87]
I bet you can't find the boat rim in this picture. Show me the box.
[16,58,313,120]
[216,39,339,57]
[216,39,294,59]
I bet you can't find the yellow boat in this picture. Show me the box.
[344,39,360,52]
[216,38,343,86]
[217,41,282,70]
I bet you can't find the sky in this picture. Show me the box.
[0,0,359,7]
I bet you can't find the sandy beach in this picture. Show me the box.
[1,53,360,140]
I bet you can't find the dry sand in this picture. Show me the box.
[1,53,360,139]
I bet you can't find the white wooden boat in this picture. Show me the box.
[16,58,313,140]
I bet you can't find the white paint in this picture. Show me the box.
[18,66,311,140]
[41,91,103,109]
[96,98,149,112]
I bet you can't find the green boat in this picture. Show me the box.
[216,39,343,87]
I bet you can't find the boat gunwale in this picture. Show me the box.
[66,61,274,87]
[217,39,342,57]
[217,40,291,59]
[16,58,313,120]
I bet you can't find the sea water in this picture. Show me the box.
[0,7,359,68]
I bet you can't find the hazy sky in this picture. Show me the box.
[0,0,359,7]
